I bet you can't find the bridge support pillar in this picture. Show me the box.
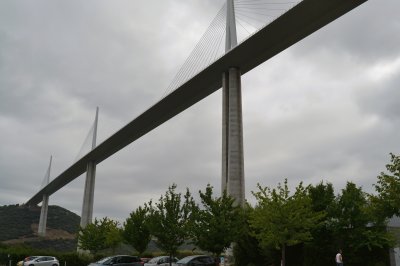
[80,107,99,230]
[80,161,96,228]
[222,67,245,206]
[38,194,49,237]
[38,156,52,237]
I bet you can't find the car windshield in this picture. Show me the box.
[96,257,112,264]
[177,256,197,263]
[148,257,161,263]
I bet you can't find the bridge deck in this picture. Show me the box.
[26,0,367,206]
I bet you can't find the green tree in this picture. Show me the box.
[304,181,336,266]
[123,206,151,255]
[105,219,123,253]
[191,185,243,257]
[147,184,195,266]
[372,153,400,218]
[249,179,324,266]
[78,217,122,254]
[336,182,370,230]
[234,205,277,266]
[308,181,335,215]
[334,182,395,265]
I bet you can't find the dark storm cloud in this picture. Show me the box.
[240,0,400,193]
[1,0,399,222]
[357,70,400,122]
[291,0,400,63]
[0,0,225,213]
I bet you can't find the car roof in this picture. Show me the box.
[27,256,56,259]
[184,255,208,258]
[177,255,210,263]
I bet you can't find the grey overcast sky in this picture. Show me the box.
[1,0,399,222]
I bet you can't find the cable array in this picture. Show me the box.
[162,0,303,97]
[234,0,300,41]
[162,4,227,97]
[40,162,51,189]
[74,122,95,163]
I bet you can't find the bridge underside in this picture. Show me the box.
[26,0,367,206]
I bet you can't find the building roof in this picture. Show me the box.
[388,216,400,227]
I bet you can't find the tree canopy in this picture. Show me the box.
[123,206,151,255]
[249,179,325,266]
[190,185,243,256]
[373,153,400,218]
[73,153,399,266]
[147,184,195,264]
[78,217,122,254]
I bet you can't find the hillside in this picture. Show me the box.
[0,204,80,250]
[0,205,198,253]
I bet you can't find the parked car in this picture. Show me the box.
[174,255,216,266]
[144,256,178,266]
[23,256,59,266]
[18,256,39,266]
[88,255,143,266]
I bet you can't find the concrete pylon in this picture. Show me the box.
[222,0,245,206]
[80,107,99,229]
[38,156,52,237]
[80,161,96,228]
[38,194,49,237]
[225,0,237,51]
[222,68,245,206]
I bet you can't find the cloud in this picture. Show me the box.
[0,0,399,223]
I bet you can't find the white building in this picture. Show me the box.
[389,216,400,266]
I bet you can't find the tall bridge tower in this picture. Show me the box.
[221,0,245,206]
[80,107,99,228]
[38,156,52,237]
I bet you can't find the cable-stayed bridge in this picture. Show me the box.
[26,0,367,234]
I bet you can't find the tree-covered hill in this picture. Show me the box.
[0,204,80,242]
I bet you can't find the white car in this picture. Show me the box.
[23,256,59,266]
[144,256,178,266]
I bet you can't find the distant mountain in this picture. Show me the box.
[0,204,80,251]
[0,204,198,253]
